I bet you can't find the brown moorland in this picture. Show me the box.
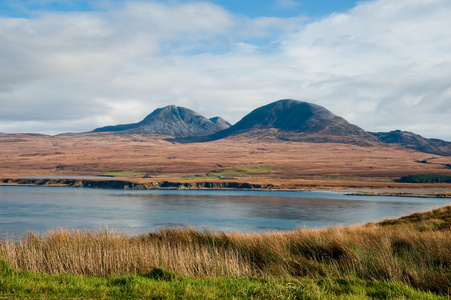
[1,132,450,191]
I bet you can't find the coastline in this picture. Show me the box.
[2,176,450,198]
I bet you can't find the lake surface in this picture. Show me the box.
[1,185,450,237]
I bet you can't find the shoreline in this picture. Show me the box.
[1,176,450,198]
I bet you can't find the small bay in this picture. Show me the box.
[0,185,450,237]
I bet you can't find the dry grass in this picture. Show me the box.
[1,132,451,181]
[1,206,450,295]
[1,228,251,278]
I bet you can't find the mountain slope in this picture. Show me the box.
[209,116,231,130]
[212,99,379,145]
[371,130,451,156]
[92,105,228,138]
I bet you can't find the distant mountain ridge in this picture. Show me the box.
[91,99,451,156]
[371,130,451,157]
[92,105,229,138]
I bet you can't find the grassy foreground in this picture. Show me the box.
[1,206,450,299]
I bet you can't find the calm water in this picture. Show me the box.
[0,185,450,237]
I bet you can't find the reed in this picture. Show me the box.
[1,206,450,295]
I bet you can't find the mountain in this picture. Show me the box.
[211,99,379,145]
[90,99,451,156]
[209,116,231,130]
[371,130,451,156]
[92,105,228,138]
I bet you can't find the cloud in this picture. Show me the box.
[0,0,450,141]
[279,0,451,139]
[0,1,304,133]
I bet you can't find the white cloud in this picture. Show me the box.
[0,0,451,141]
[278,0,451,139]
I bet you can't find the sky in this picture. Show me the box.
[0,0,450,141]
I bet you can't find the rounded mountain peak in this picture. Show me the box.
[141,105,203,124]
[215,99,378,144]
[231,99,338,132]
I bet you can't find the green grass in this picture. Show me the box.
[104,171,147,178]
[181,165,277,180]
[0,261,444,299]
[378,205,451,230]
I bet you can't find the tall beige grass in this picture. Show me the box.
[1,206,450,294]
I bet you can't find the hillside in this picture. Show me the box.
[209,116,231,130]
[211,99,379,145]
[1,131,451,181]
[372,130,451,156]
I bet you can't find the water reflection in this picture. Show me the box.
[0,186,450,237]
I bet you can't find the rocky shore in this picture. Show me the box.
[2,177,451,198]
[0,177,273,190]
